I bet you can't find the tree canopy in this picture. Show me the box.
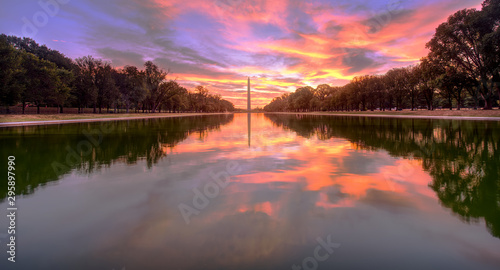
[0,34,235,114]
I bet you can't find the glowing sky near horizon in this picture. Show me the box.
[0,0,483,108]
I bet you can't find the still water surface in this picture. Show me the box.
[0,113,499,269]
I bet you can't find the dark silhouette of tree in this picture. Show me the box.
[437,65,476,110]
[117,65,146,113]
[289,86,314,112]
[144,61,168,113]
[164,85,189,113]
[95,62,119,113]
[426,3,499,109]
[3,34,73,71]
[73,56,99,113]
[21,53,67,114]
[0,35,23,113]
[49,68,73,113]
[315,84,331,110]
[407,65,421,111]
[481,0,500,102]
[0,34,235,114]
[386,68,410,110]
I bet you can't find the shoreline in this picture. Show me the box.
[265,111,500,121]
[0,112,234,127]
[2,110,500,127]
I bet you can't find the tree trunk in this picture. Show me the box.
[22,102,25,114]
[497,84,500,109]
[484,98,493,110]
[37,104,40,114]
[59,105,63,113]
[480,79,493,110]
[455,88,462,110]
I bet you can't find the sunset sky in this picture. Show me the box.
[0,0,484,108]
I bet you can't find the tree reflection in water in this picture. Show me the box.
[0,114,234,201]
[265,113,500,238]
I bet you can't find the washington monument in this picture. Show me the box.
[247,77,251,111]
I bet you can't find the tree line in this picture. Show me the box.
[0,35,235,114]
[265,0,499,112]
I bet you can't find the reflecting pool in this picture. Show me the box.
[0,113,499,269]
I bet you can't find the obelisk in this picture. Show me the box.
[247,77,251,111]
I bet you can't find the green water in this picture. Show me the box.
[0,113,499,269]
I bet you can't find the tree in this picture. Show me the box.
[144,61,168,112]
[290,86,314,112]
[48,68,73,113]
[481,0,500,104]
[165,85,189,113]
[220,99,235,112]
[0,35,23,113]
[426,5,498,109]
[21,53,63,114]
[315,84,332,110]
[95,63,118,113]
[437,66,475,110]
[350,76,370,111]
[193,85,209,112]
[407,65,421,111]
[1,34,74,114]
[264,94,289,112]
[73,56,99,113]
[119,65,146,113]
[418,57,442,110]
[156,80,183,113]
[373,76,386,111]
[4,34,74,71]
[437,72,456,110]
[385,68,409,110]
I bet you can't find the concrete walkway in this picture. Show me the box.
[1,112,500,128]
[269,112,500,121]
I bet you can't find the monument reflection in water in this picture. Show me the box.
[0,113,499,270]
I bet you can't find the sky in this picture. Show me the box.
[0,0,484,108]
